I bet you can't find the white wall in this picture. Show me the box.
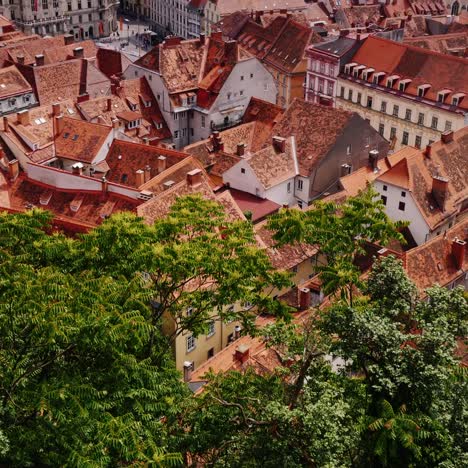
[373,180,430,245]
[266,178,298,207]
[0,92,36,116]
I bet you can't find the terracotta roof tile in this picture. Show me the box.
[403,32,468,56]
[225,188,280,222]
[0,65,32,98]
[96,47,132,79]
[54,117,112,163]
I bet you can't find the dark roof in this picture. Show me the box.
[313,36,359,56]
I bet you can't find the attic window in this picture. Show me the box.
[72,134,79,141]
[452,93,465,106]
[437,89,450,103]
[417,84,431,97]
[63,132,70,138]
[399,79,411,92]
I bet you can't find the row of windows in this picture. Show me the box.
[309,77,334,96]
[378,123,433,148]
[340,87,453,131]
[309,60,336,77]
[186,320,217,352]
[174,128,194,139]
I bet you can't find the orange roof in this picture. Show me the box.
[0,65,32,98]
[377,158,411,190]
[349,36,468,110]
[54,117,112,163]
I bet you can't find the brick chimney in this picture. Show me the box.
[144,165,151,182]
[8,159,19,181]
[187,168,202,187]
[272,136,286,152]
[224,39,237,56]
[452,238,466,270]
[64,34,74,45]
[52,102,61,116]
[432,175,449,211]
[3,116,9,132]
[234,324,242,340]
[17,109,30,126]
[55,115,65,136]
[237,142,246,157]
[234,344,250,364]
[212,131,224,152]
[183,361,193,382]
[369,149,379,171]
[101,176,108,193]
[441,130,454,144]
[71,162,83,175]
[107,97,112,112]
[135,169,145,187]
[16,54,25,65]
[158,155,167,173]
[73,47,84,58]
[199,33,206,45]
[299,287,311,311]
[35,54,44,66]
[112,118,120,129]
[424,143,433,158]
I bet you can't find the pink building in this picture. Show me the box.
[305,36,361,107]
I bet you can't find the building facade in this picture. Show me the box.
[0,0,117,38]
[306,36,468,152]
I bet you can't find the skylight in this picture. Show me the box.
[63,132,70,138]
[72,134,79,141]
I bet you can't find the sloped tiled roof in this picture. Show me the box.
[403,32,468,57]
[0,65,32,98]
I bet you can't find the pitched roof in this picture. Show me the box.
[0,65,32,98]
[246,136,298,189]
[266,98,354,176]
[225,187,280,222]
[405,219,468,292]
[54,117,112,163]
[96,47,132,78]
[349,36,468,110]
[215,0,308,16]
[403,32,468,57]
[104,139,188,188]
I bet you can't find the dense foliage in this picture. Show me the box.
[0,191,466,467]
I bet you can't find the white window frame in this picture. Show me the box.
[186,335,196,352]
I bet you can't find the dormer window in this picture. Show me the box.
[372,72,385,85]
[399,79,411,92]
[386,75,399,88]
[345,63,357,75]
[437,89,451,103]
[451,93,465,106]
[417,84,431,97]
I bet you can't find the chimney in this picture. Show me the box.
[8,159,19,181]
[144,165,151,182]
[143,136,150,145]
[369,149,379,171]
[234,325,242,340]
[187,168,202,187]
[77,93,89,103]
[432,175,449,211]
[424,143,433,158]
[64,34,74,45]
[272,136,286,153]
[158,155,167,173]
[3,116,9,132]
[16,54,25,65]
[135,169,145,187]
[17,109,30,126]
[71,162,83,175]
[73,47,84,58]
[237,142,246,157]
[224,39,236,56]
[452,239,466,270]
[163,36,182,47]
[212,131,224,152]
[101,176,108,193]
[183,361,193,382]
[107,97,112,112]
[199,33,205,45]
[112,118,120,129]
[54,115,64,136]
[341,163,352,177]
[299,288,311,311]
[35,54,44,66]
[234,344,250,364]
[52,102,61,116]
[441,130,453,144]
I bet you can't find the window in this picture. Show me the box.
[250,73,253,78]
[207,321,215,337]
[327,81,333,96]
[381,195,387,206]
[207,348,214,359]
[402,131,409,145]
[240,90,244,96]
[263,83,268,91]
[173,113,178,121]
[381,101,387,113]
[418,113,424,126]
[390,127,397,140]
[367,96,373,108]
[174,130,179,139]
[348,89,353,101]
[378,123,385,136]
[415,135,422,149]
[201,115,205,128]
[383,184,388,191]
[445,121,452,131]
[297,179,303,191]
[405,109,412,121]
[437,93,445,103]
[398,201,406,211]
[292,265,298,273]
[287,182,291,193]
[186,335,196,352]
[318,79,324,93]
[346,145,352,155]
[134,70,138,77]
[241,168,245,174]
[340,86,345,98]
[240,75,244,81]
[320,62,325,74]
[297,200,303,209]
[393,105,399,117]
[357,92,362,104]
[401,191,406,198]
[329,65,335,76]
[431,116,438,130]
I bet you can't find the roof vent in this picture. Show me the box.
[163,180,176,190]
[137,190,154,201]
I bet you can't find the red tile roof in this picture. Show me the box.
[403,32,468,57]
[349,36,468,110]
[0,65,32,98]
[54,117,112,163]
[225,188,280,222]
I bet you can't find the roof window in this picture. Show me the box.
[63,132,70,138]
[72,134,79,141]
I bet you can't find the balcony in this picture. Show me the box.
[15,16,69,27]
[211,119,242,132]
